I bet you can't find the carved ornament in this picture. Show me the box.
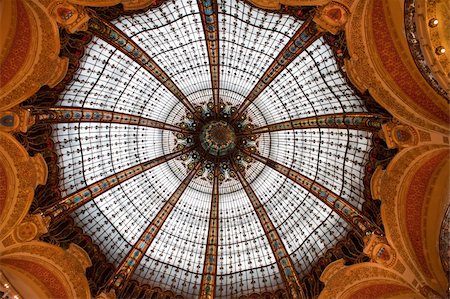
[0,107,34,133]
[313,1,349,34]
[363,233,397,267]
[345,0,449,135]
[0,0,68,110]
[319,261,416,298]
[47,0,90,33]
[245,0,330,10]
[68,0,163,11]
[382,120,419,149]
[13,214,50,243]
[0,132,48,242]
[379,144,449,295]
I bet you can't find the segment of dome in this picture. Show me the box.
[30,0,390,297]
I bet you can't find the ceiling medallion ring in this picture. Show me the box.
[199,120,236,157]
[174,101,260,183]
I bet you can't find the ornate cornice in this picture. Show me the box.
[0,241,91,298]
[379,144,449,296]
[0,132,47,241]
[0,0,68,110]
[345,0,449,135]
[404,0,449,101]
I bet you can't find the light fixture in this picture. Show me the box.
[436,46,446,55]
[428,18,438,27]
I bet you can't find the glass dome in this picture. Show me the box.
[41,0,385,297]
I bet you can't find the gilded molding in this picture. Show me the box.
[68,0,162,11]
[0,241,91,298]
[0,0,446,298]
[379,144,449,295]
[47,0,90,33]
[67,243,93,271]
[319,260,417,298]
[344,0,449,135]
[0,132,47,241]
[96,290,116,299]
[363,234,397,267]
[246,0,331,10]
[0,107,34,133]
[381,120,419,149]
[404,0,449,100]
[313,1,349,34]
[13,214,50,243]
[0,0,68,110]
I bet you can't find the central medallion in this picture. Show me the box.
[200,121,236,156]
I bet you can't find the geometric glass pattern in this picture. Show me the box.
[46,0,385,297]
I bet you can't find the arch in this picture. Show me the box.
[0,0,67,110]
[345,0,449,134]
[0,241,91,299]
[379,144,449,296]
[319,260,420,298]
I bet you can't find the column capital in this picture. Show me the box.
[0,107,34,133]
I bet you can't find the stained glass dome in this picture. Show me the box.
[29,0,390,297]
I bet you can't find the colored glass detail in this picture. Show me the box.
[241,113,390,135]
[87,16,202,122]
[36,107,190,133]
[231,18,322,123]
[248,151,383,236]
[199,167,220,299]
[107,162,202,291]
[200,121,236,156]
[40,147,193,221]
[233,162,306,299]
[198,0,220,115]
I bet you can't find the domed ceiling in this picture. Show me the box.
[27,0,391,298]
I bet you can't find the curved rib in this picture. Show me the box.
[232,161,306,299]
[198,0,221,116]
[199,166,220,299]
[245,151,383,237]
[87,15,203,122]
[36,107,191,133]
[106,161,202,292]
[40,147,193,222]
[238,113,390,136]
[231,18,323,123]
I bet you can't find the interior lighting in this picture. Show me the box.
[436,46,446,55]
[428,18,438,27]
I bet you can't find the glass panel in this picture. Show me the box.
[48,0,375,296]
[218,0,302,106]
[251,38,366,124]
